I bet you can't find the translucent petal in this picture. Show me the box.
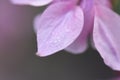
[65,34,88,54]
[93,5,120,70]
[65,0,94,54]
[34,2,84,57]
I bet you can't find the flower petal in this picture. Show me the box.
[34,2,84,57]
[11,0,53,6]
[93,5,120,70]
[95,0,111,8]
[65,34,88,54]
[65,0,94,54]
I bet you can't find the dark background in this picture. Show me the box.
[0,0,120,80]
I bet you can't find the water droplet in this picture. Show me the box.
[49,36,62,48]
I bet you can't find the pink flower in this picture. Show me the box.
[11,0,120,71]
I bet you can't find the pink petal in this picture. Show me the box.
[65,0,94,54]
[93,5,120,70]
[34,2,84,57]
[11,0,53,6]
[65,34,88,54]
[94,0,112,8]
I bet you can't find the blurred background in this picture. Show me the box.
[0,0,120,80]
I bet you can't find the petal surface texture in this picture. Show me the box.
[65,0,94,54]
[35,2,84,56]
[93,5,120,70]
[11,0,53,6]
